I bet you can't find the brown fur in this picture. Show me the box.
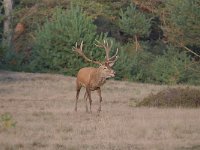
[75,66,115,113]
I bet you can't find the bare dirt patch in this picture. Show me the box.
[0,71,200,150]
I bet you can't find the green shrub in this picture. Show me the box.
[112,42,132,80]
[151,46,191,84]
[31,5,106,75]
[131,50,155,82]
[136,87,200,108]
[0,46,28,71]
[0,113,16,130]
[183,61,200,85]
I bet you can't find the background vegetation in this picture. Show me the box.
[0,0,200,85]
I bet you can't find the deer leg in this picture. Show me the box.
[84,90,89,112]
[97,88,102,112]
[75,84,81,112]
[86,87,92,113]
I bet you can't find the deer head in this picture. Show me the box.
[72,40,118,78]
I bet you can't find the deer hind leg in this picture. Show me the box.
[97,88,102,112]
[75,83,81,112]
[86,87,92,113]
[84,90,88,112]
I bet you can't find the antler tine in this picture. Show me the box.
[73,41,102,65]
[94,39,103,48]
[80,41,83,50]
[108,55,118,64]
[95,39,113,61]
[109,48,118,61]
[72,42,78,51]
[105,40,109,48]
[105,40,113,61]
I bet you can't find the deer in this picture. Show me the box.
[72,40,118,113]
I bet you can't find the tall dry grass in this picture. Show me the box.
[0,71,200,150]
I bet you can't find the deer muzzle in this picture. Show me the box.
[108,70,115,78]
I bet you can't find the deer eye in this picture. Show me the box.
[103,67,107,70]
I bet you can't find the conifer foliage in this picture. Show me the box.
[1,0,200,85]
[31,6,106,75]
[164,0,200,47]
[119,4,151,51]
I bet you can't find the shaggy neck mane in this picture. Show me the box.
[90,68,106,88]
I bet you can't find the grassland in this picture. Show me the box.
[0,71,200,150]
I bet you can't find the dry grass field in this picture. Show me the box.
[0,71,200,150]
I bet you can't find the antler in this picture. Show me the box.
[95,39,119,65]
[72,41,102,65]
[95,40,112,61]
[108,48,119,63]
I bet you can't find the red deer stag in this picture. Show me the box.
[72,40,118,113]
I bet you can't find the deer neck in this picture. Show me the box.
[90,68,106,88]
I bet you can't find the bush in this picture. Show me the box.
[125,44,200,85]
[31,5,106,75]
[151,46,191,84]
[183,62,200,85]
[137,87,200,108]
[0,113,16,130]
[131,50,155,82]
[112,42,132,80]
[0,46,29,71]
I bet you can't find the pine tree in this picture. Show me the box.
[31,5,106,75]
[119,4,151,51]
[162,0,200,56]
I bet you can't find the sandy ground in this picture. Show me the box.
[0,71,200,150]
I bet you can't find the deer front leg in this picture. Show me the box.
[86,87,92,113]
[97,88,102,112]
[84,91,88,112]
